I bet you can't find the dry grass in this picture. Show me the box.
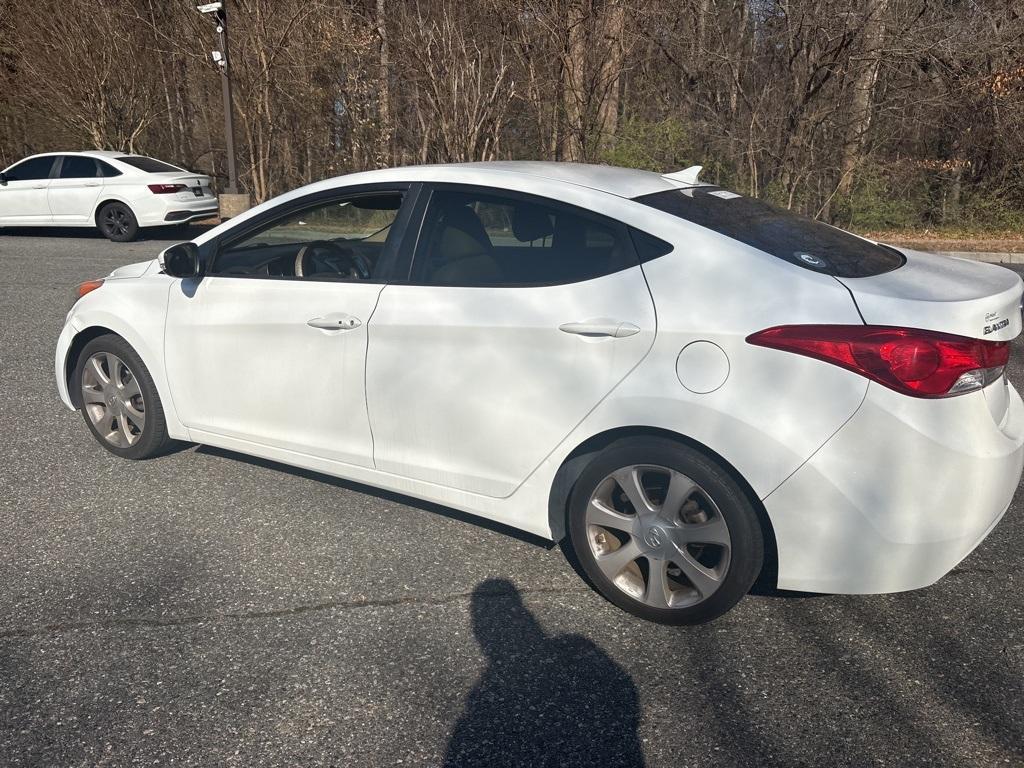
[857,229,1024,253]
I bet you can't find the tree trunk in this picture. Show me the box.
[562,0,588,162]
[596,0,625,152]
[837,0,888,197]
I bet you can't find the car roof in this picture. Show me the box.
[346,161,685,199]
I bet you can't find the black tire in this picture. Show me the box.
[96,202,140,242]
[73,334,177,459]
[567,437,764,625]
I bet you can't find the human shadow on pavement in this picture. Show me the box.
[443,578,645,768]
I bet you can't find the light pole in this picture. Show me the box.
[197,2,248,215]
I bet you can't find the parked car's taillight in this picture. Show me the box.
[747,325,1010,397]
[147,183,187,194]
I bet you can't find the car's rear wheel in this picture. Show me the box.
[74,335,175,459]
[97,202,139,242]
[568,437,763,624]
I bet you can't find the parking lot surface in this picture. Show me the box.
[1,229,1022,767]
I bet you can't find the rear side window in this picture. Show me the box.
[635,188,904,278]
[115,156,183,173]
[412,188,636,286]
[59,156,98,178]
[4,156,55,181]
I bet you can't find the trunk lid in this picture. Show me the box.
[151,172,215,199]
[837,248,1022,342]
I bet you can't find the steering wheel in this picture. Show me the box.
[294,240,371,280]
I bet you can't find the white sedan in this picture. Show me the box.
[54,162,1024,623]
[0,151,217,241]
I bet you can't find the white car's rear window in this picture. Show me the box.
[116,156,184,174]
[635,187,904,278]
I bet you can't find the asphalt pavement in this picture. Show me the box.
[1,227,1021,767]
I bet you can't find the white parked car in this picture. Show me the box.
[0,151,217,241]
[54,162,1024,624]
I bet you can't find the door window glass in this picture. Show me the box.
[59,156,99,179]
[4,156,55,181]
[412,189,635,286]
[212,193,403,280]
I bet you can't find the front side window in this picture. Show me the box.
[212,193,403,280]
[412,189,635,286]
[59,156,99,179]
[115,156,184,173]
[635,187,903,278]
[4,156,55,181]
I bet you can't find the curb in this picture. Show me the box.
[919,251,1024,264]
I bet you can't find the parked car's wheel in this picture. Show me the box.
[568,437,764,624]
[73,335,175,459]
[97,202,139,242]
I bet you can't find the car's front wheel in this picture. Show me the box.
[97,202,139,242]
[568,437,764,624]
[74,334,176,459]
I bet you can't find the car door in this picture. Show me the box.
[0,156,56,224]
[164,186,412,467]
[365,185,657,498]
[48,155,104,223]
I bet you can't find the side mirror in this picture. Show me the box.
[0,172,8,185]
[159,242,201,278]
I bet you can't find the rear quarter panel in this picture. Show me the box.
[553,211,872,500]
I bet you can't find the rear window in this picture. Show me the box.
[635,187,904,278]
[115,155,184,173]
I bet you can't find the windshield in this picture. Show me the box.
[635,187,904,278]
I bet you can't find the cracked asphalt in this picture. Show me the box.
[1,228,1022,767]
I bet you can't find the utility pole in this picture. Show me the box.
[197,2,249,215]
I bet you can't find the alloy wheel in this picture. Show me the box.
[585,464,732,609]
[101,207,131,238]
[81,352,146,447]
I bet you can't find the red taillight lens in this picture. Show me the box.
[148,183,186,194]
[747,325,1010,398]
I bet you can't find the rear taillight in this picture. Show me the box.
[747,325,1009,398]
[148,183,187,194]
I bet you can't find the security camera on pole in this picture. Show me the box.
[197,1,250,218]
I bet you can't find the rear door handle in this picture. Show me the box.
[307,314,361,331]
[82,182,101,187]
[559,319,641,338]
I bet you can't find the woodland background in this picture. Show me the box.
[1,0,1022,233]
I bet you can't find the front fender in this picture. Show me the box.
[56,278,188,440]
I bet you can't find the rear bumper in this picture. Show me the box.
[134,196,218,227]
[765,378,1024,594]
[164,207,218,223]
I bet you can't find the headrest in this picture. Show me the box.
[437,204,491,260]
[511,203,554,243]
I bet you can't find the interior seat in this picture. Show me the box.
[428,204,503,284]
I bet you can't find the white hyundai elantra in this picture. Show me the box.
[1,151,216,241]
[54,162,1024,623]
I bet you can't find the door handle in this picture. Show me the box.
[82,182,101,187]
[559,319,641,338]
[307,314,361,331]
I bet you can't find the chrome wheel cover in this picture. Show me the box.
[81,352,146,447]
[585,464,732,609]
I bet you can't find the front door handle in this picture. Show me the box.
[307,314,361,331]
[559,319,641,338]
